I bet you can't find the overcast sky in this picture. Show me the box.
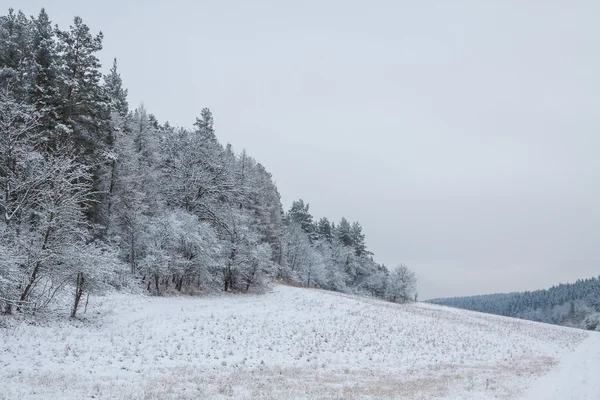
[13,0,600,299]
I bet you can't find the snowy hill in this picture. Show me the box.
[1,285,597,400]
[428,276,600,331]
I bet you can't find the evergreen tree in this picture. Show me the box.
[55,16,110,144]
[317,217,333,241]
[336,217,353,247]
[0,8,31,97]
[104,58,128,116]
[287,199,314,235]
[350,221,368,256]
[28,8,61,127]
[194,107,216,143]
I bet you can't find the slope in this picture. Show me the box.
[523,331,600,400]
[0,285,592,399]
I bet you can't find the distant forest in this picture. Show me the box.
[428,276,600,331]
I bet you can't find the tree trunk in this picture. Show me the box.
[106,158,117,227]
[18,213,54,310]
[130,232,136,274]
[84,293,90,313]
[224,247,236,291]
[71,272,85,318]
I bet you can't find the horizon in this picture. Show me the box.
[426,273,600,301]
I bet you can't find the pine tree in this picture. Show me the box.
[55,16,109,145]
[0,8,31,97]
[350,221,367,256]
[287,199,314,236]
[104,58,128,116]
[336,217,353,247]
[28,8,61,131]
[194,107,216,143]
[317,217,333,241]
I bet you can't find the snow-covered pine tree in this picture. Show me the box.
[103,58,128,117]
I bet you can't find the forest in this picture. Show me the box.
[0,8,417,318]
[428,276,600,331]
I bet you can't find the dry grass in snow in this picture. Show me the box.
[0,285,590,399]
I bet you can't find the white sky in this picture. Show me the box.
[12,0,600,299]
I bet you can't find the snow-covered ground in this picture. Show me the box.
[0,285,596,399]
[523,330,600,400]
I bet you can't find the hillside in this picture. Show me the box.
[428,277,600,331]
[1,285,597,400]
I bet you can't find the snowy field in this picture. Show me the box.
[0,284,597,400]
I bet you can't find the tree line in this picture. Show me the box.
[0,8,417,318]
[428,276,600,331]
[283,200,416,301]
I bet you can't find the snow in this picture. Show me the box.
[0,284,594,399]
[523,331,600,400]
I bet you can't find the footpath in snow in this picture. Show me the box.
[523,331,600,400]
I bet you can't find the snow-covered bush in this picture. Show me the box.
[63,242,124,318]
